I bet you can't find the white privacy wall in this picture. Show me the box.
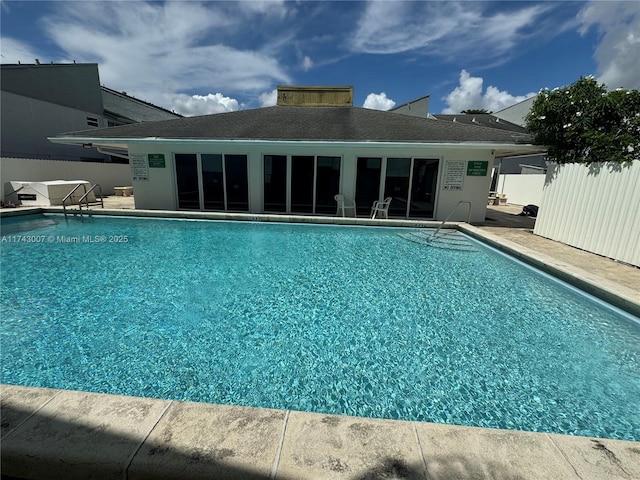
[533,161,640,267]
[496,174,545,206]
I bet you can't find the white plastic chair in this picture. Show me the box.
[334,194,356,217]
[370,197,392,219]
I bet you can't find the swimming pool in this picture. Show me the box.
[1,214,639,441]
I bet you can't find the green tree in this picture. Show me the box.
[526,76,640,165]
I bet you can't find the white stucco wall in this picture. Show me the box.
[534,161,640,267]
[1,157,131,200]
[496,174,545,206]
[127,141,495,222]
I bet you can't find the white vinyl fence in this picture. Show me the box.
[533,161,640,267]
[1,157,131,201]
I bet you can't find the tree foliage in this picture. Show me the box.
[525,77,640,165]
[461,109,492,114]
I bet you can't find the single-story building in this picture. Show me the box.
[50,86,546,222]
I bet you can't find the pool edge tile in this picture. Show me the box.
[547,433,640,480]
[128,400,286,480]
[276,410,424,479]
[0,388,170,480]
[2,387,639,480]
[414,422,581,480]
[1,384,60,439]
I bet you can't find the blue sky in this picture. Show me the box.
[1,1,639,116]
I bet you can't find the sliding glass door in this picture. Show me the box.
[384,158,411,217]
[315,156,341,214]
[175,154,199,210]
[282,155,342,214]
[224,155,249,211]
[409,158,439,218]
[352,157,439,218]
[201,154,224,210]
[264,155,287,212]
[175,153,248,211]
[355,157,382,215]
[291,155,315,214]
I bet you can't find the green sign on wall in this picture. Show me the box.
[466,160,489,176]
[148,153,166,168]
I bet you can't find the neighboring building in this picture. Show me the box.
[389,94,431,118]
[0,63,181,162]
[519,164,546,175]
[432,113,527,134]
[493,96,537,127]
[101,86,182,126]
[50,86,546,221]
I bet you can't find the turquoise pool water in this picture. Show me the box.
[1,214,639,441]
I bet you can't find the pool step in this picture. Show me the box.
[398,231,478,252]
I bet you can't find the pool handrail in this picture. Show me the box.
[62,183,88,218]
[432,201,472,238]
[78,184,104,217]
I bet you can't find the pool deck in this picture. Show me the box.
[1,199,639,479]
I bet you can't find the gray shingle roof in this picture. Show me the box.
[57,106,532,144]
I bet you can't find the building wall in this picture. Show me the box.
[1,91,108,161]
[497,174,545,206]
[1,157,131,200]
[493,97,536,127]
[390,96,430,118]
[127,142,494,222]
[496,154,546,174]
[533,161,640,267]
[1,64,103,115]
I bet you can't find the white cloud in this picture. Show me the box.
[578,1,640,89]
[170,93,241,117]
[301,55,313,71]
[259,89,278,107]
[0,37,44,64]
[442,70,536,114]
[363,92,396,110]
[351,2,554,64]
[33,1,291,110]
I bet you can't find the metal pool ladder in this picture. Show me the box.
[62,183,104,218]
[398,201,477,252]
[431,201,472,239]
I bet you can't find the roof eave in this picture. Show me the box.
[48,136,547,155]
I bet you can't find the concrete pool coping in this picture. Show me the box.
[2,384,640,480]
[1,206,639,479]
